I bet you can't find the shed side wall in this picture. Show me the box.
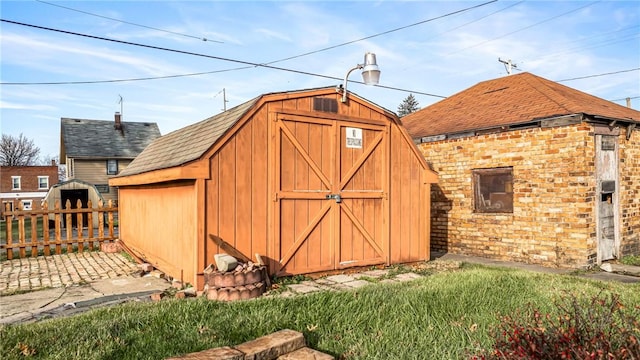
[119,182,197,284]
[418,122,595,267]
[390,124,431,263]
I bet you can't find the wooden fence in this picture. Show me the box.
[1,200,118,260]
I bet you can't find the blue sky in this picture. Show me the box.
[1,0,639,160]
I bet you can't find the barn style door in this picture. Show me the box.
[273,113,389,275]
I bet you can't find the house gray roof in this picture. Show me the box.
[61,118,161,159]
[118,97,259,177]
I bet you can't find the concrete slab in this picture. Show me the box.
[342,280,371,289]
[394,272,423,282]
[0,276,171,325]
[287,283,322,294]
[324,274,356,284]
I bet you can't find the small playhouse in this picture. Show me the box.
[110,87,438,289]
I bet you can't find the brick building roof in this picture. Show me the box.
[402,72,640,138]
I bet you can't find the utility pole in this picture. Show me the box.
[222,88,228,112]
[498,58,517,75]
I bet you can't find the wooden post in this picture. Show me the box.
[76,199,84,252]
[87,200,94,250]
[43,201,51,256]
[5,202,13,260]
[30,201,38,257]
[65,200,73,253]
[98,200,105,240]
[54,200,62,254]
[17,202,25,259]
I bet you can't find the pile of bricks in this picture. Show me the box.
[166,329,333,360]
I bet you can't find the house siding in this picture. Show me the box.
[620,129,640,256]
[418,122,598,268]
[70,159,132,202]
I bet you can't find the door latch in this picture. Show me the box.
[325,194,342,203]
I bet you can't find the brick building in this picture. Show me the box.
[402,72,640,268]
[1,163,59,217]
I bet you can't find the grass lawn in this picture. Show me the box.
[1,265,639,359]
[0,218,44,242]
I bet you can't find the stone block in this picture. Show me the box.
[234,329,305,360]
[165,346,243,360]
[100,242,122,253]
[139,263,154,272]
[151,292,165,301]
[277,347,334,360]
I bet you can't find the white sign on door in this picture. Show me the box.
[346,127,362,149]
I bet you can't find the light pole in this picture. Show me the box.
[339,52,381,103]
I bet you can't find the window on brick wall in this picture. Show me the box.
[38,176,49,190]
[473,167,514,213]
[21,200,32,211]
[11,176,21,190]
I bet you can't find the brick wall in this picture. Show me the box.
[1,165,58,193]
[619,129,640,256]
[418,123,598,268]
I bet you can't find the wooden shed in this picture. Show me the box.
[110,87,438,289]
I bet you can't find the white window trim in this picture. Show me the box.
[38,176,49,190]
[21,199,33,210]
[11,176,21,190]
[107,159,118,175]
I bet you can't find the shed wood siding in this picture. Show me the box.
[620,129,640,255]
[112,88,437,289]
[204,108,269,273]
[119,182,198,282]
[419,123,595,267]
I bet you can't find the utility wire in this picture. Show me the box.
[556,68,640,82]
[12,0,499,91]
[0,19,448,98]
[266,0,497,64]
[445,1,601,56]
[35,0,223,43]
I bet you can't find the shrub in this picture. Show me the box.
[473,292,640,359]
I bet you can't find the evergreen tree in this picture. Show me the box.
[397,94,420,116]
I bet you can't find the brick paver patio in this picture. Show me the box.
[0,252,138,295]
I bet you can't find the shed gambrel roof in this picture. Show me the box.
[118,97,259,177]
[117,87,397,178]
[402,72,640,138]
[61,118,161,159]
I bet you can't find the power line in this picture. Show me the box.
[556,68,640,82]
[0,18,448,98]
[445,1,601,56]
[35,0,223,43]
[610,96,640,102]
[10,0,499,90]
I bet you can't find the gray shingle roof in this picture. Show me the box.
[61,118,161,159]
[118,97,259,177]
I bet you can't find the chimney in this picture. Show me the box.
[51,159,56,166]
[627,97,631,108]
[115,112,122,130]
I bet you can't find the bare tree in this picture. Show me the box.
[0,133,41,166]
[41,154,66,182]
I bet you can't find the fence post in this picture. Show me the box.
[98,200,105,240]
[65,200,73,253]
[17,202,26,259]
[5,202,13,260]
[54,200,62,254]
[87,200,94,250]
[43,201,51,256]
[76,199,84,252]
[30,201,39,257]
